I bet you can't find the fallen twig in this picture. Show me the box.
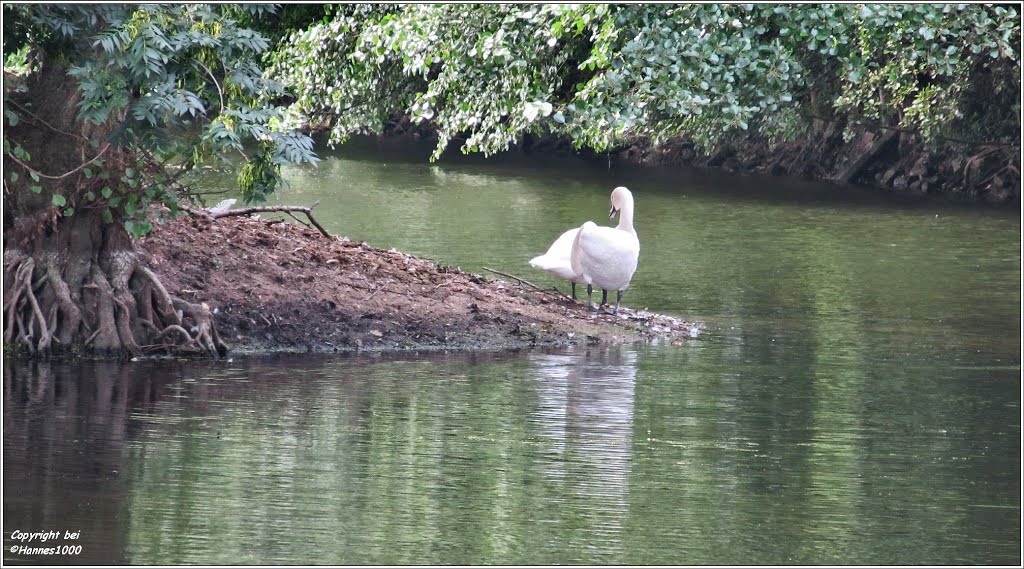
[362,279,391,301]
[185,200,332,238]
[481,267,572,300]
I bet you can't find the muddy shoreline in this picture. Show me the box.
[136,214,702,357]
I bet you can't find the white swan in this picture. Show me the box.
[570,186,639,313]
[529,227,584,299]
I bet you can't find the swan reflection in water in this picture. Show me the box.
[528,346,638,554]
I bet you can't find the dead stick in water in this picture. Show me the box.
[481,267,573,300]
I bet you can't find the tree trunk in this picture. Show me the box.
[4,53,227,358]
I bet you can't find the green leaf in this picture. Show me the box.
[9,172,18,183]
[30,185,42,194]
[102,208,114,224]
[63,207,75,217]
[51,194,66,207]
[101,186,113,199]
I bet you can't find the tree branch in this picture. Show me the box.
[7,143,111,180]
[200,201,332,238]
[194,59,225,114]
[6,99,89,142]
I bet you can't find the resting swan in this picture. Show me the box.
[570,186,639,313]
[529,227,585,299]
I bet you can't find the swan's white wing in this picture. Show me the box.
[547,228,579,257]
[572,224,639,291]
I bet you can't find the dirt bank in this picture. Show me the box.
[137,213,701,355]
[614,128,1019,207]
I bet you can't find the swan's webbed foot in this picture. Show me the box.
[612,290,624,314]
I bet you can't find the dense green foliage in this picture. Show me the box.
[3,4,317,237]
[268,4,1020,161]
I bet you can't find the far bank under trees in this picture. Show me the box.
[268,4,1020,204]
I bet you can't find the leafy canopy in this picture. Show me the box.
[3,4,318,236]
[267,4,1019,160]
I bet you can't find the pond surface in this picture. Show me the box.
[4,141,1020,565]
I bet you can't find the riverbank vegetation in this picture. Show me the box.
[3,4,1018,358]
[268,4,1020,203]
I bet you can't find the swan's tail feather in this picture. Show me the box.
[529,255,556,270]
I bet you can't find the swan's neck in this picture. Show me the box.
[616,195,636,235]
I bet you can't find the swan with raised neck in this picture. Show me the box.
[570,186,640,313]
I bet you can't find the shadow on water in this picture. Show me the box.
[1,352,507,565]
[4,359,173,565]
[321,134,1019,215]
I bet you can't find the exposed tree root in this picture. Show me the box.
[3,247,228,358]
[172,298,227,356]
[44,260,85,345]
[3,256,52,352]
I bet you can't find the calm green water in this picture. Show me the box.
[4,141,1020,564]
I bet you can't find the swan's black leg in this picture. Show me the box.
[570,281,576,300]
[613,290,624,314]
[586,284,596,311]
[601,289,608,307]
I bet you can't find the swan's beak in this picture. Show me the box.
[609,205,620,220]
